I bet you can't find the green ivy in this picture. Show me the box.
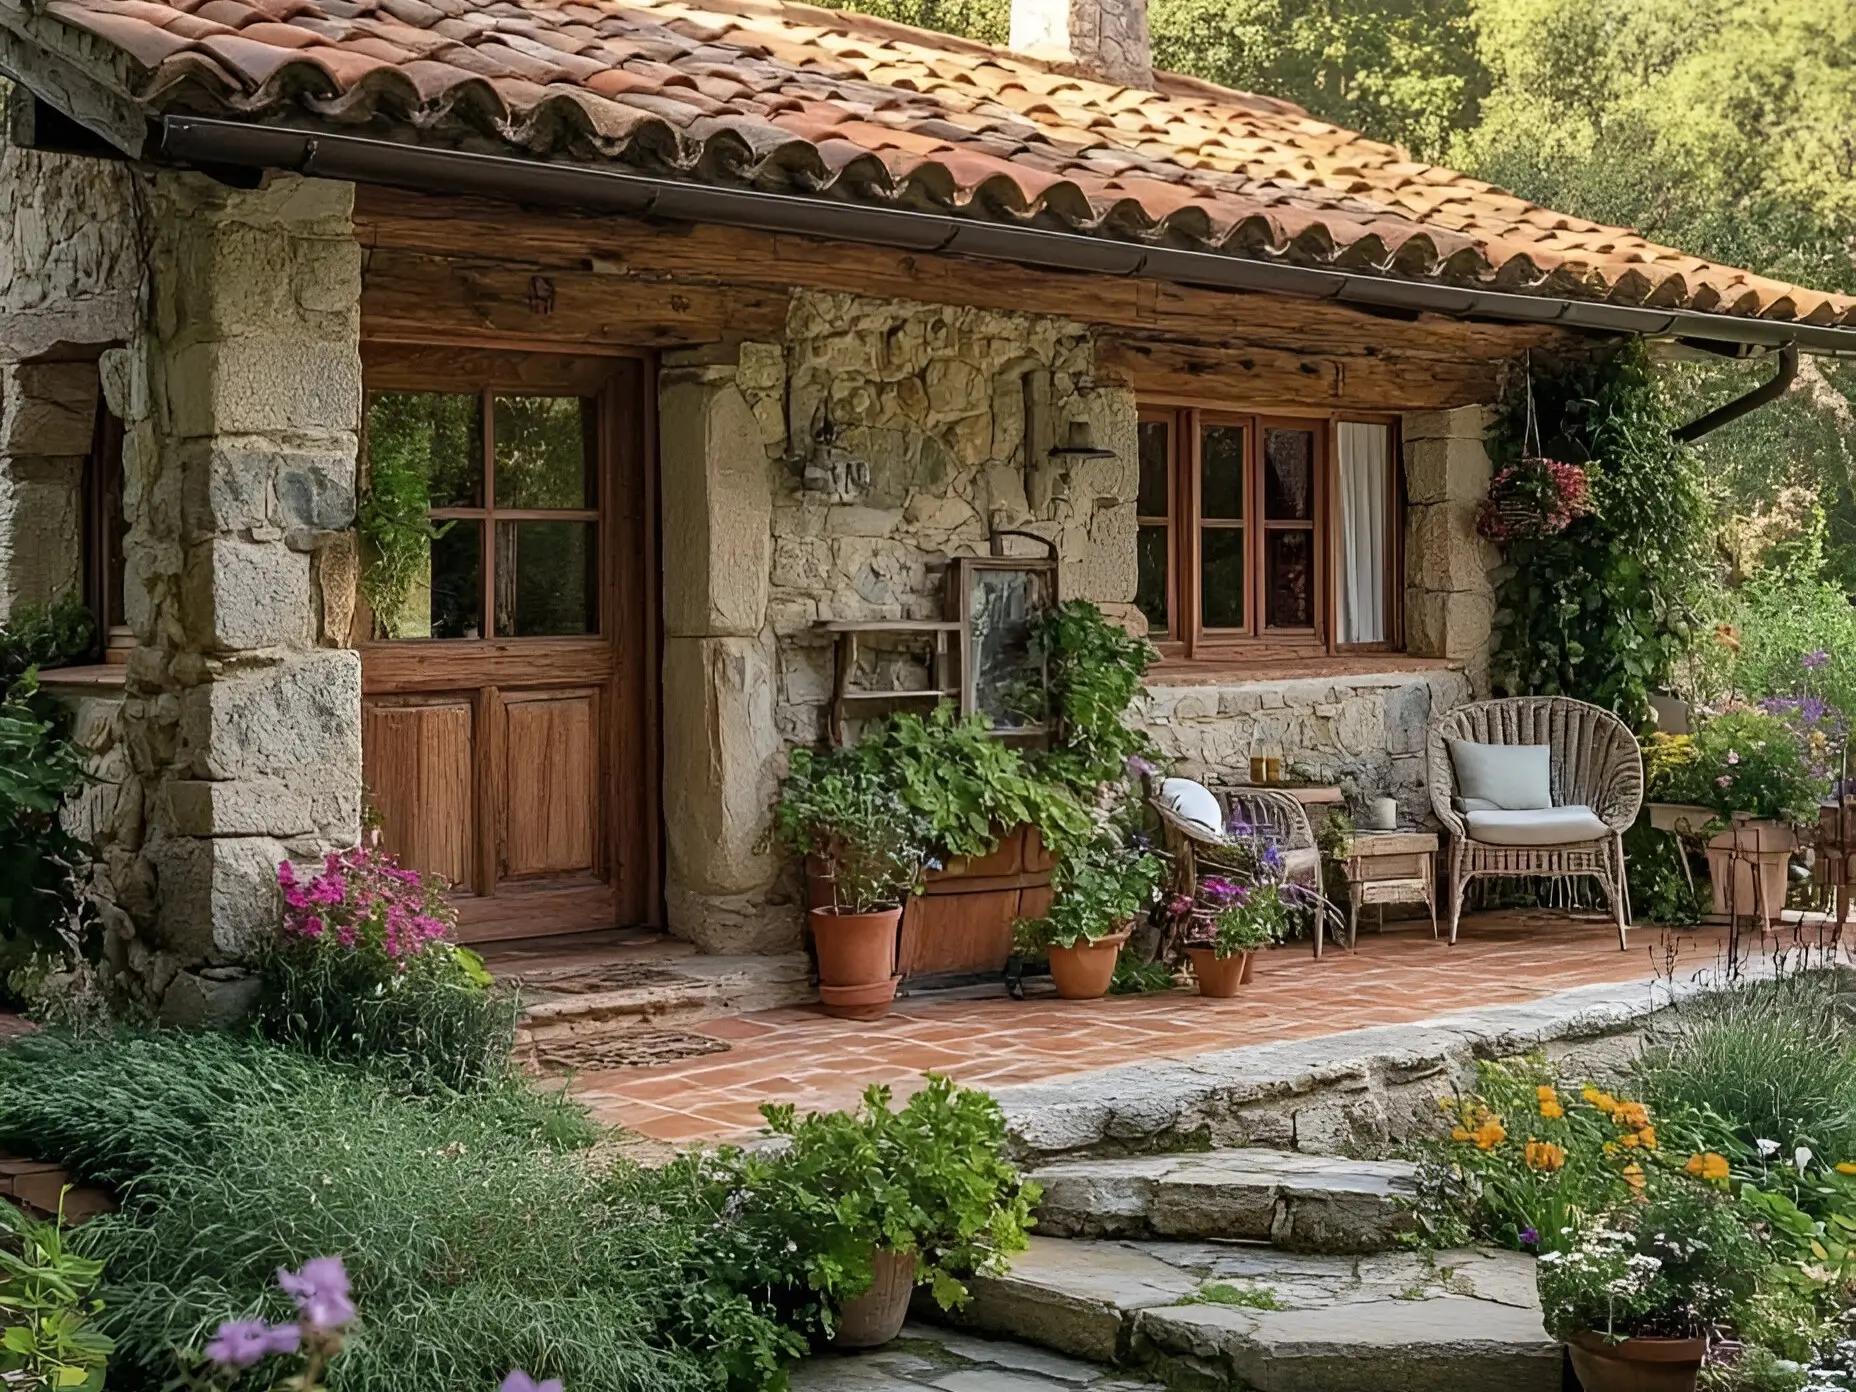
[1029,600,1161,792]
[1487,342,1712,727]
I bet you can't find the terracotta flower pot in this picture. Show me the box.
[1187,947,1250,998]
[809,905,901,1020]
[831,1248,917,1349]
[1566,1331,1706,1392]
[1046,930,1130,1000]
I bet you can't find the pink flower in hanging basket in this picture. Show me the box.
[1476,456,1593,542]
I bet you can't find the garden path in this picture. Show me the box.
[571,911,1766,1143]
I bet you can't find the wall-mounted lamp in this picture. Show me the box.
[1047,418,1118,461]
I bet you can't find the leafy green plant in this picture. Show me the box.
[1200,876,1293,958]
[0,1192,113,1392]
[773,745,927,912]
[849,705,1091,861]
[1108,952,1177,995]
[1014,836,1163,954]
[0,598,98,999]
[1646,710,1829,827]
[1028,601,1160,794]
[1486,343,1712,727]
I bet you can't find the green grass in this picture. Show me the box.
[1635,970,1856,1160]
[1184,1281,1281,1310]
[0,1029,716,1392]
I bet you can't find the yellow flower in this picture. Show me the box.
[1539,1098,1565,1120]
[1603,1141,1620,1156]
[1620,1131,1640,1149]
[1614,1101,1651,1130]
[1438,1097,1456,1112]
[1837,1162,1856,1176]
[1584,1086,1618,1115]
[1623,1163,1646,1193]
[1686,1152,1731,1182]
[1525,1140,1566,1172]
[1637,1127,1657,1151]
[1451,1126,1473,1143]
[1472,1118,1507,1150]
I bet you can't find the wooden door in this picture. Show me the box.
[356,345,657,941]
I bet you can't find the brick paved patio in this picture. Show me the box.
[573,911,1766,1143]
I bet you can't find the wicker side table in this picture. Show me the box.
[1340,831,1439,948]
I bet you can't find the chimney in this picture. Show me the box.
[1009,0,1153,89]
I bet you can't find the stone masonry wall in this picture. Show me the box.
[0,94,144,619]
[1402,406,1498,694]
[102,172,363,1023]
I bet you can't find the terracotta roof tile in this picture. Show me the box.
[22,0,1856,329]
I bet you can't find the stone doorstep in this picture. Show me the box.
[936,1236,1559,1391]
[991,966,1771,1165]
[1029,1149,1418,1253]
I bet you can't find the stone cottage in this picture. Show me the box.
[3,0,1854,1017]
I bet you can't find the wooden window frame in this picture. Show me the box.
[1137,405,1402,662]
[81,398,133,663]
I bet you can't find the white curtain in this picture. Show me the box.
[1337,422,1389,644]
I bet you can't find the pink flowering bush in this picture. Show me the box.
[278,842,460,968]
[1476,456,1592,542]
[259,838,510,1093]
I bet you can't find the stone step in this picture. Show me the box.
[1029,1149,1418,1253]
[793,1322,1151,1392]
[937,1236,1559,1391]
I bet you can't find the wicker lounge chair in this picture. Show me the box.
[1150,783,1331,955]
[1428,696,1643,949]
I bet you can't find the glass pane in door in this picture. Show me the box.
[493,396,597,509]
[494,520,597,637]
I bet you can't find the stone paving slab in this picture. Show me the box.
[992,961,1768,1162]
[1029,1149,1418,1252]
[939,1236,1558,1390]
[791,1323,1155,1392]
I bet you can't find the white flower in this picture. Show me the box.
[1537,1250,1564,1265]
[1757,1138,1781,1157]
[1798,1146,1816,1172]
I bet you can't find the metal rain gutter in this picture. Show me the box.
[160,116,1856,358]
[1671,343,1800,442]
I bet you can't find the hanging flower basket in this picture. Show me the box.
[1476,456,1592,542]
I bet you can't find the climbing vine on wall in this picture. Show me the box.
[1487,342,1711,728]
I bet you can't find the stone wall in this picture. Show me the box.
[657,289,1138,952]
[0,94,143,620]
[1140,669,1473,828]
[103,172,363,1022]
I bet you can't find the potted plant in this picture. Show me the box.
[751,1076,1038,1350]
[774,747,927,1019]
[1014,837,1163,1000]
[1652,708,1830,919]
[1186,876,1290,998]
[1475,455,1591,542]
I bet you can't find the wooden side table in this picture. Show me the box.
[1339,831,1439,948]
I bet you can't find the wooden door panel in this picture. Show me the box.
[501,688,600,879]
[362,698,475,887]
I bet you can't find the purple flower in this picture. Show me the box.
[1804,648,1830,670]
[1802,696,1829,725]
[501,1374,564,1392]
[1519,1227,1539,1248]
[277,1256,356,1333]
[1261,843,1283,872]
[205,1319,301,1368]
[1126,755,1158,779]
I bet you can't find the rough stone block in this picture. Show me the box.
[0,456,83,612]
[659,374,773,638]
[160,778,316,837]
[147,831,291,962]
[1405,503,1496,592]
[158,967,264,1028]
[164,339,361,442]
[661,633,782,906]
[1402,434,1492,505]
[183,536,311,650]
[1,362,99,454]
[179,650,362,786]
[1400,405,1492,443]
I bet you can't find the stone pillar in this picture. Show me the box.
[658,351,795,955]
[0,361,94,617]
[112,172,363,1023]
[1402,406,1498,695]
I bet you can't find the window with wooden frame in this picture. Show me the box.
[81,400,132,663]
[1135,407,1401,659]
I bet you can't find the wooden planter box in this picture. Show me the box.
[808,824,1054,987]
[1704,820,1795,923]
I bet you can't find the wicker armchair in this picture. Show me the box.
[1427,696,1644,949]
[1150,786,1331,956]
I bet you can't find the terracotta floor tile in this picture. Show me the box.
[572,913,1847,1144]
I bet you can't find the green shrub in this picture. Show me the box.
[770,744,929,912]
[0,1030,709,1392]
[1028,600,1159,793]
[1636,973,1856,1166]
[0,1194,114,1392]
[1013,836,1163,953]
[0,598,98,997]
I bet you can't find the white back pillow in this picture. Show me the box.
[1160,778,1224,837]
[1447,739,1552,811]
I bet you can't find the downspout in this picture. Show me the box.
[1671,343,1799,442]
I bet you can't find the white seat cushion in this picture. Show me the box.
[1160,778,1223,838]
[1466,806,1610,847]
[1448,739,1552,810]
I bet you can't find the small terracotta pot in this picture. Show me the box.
[1187,947,1250,998]
[1046,930,1130,1000]
[831,1248,917,1349]
[817,976,901,1021]
[1565,1330,1706,1392]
